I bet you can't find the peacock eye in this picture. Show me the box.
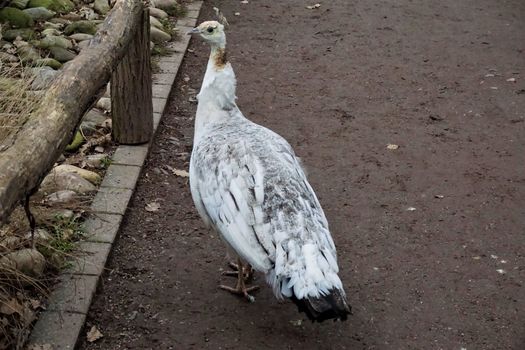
[207,27,214,33]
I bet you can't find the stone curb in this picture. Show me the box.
[27,2,203,348]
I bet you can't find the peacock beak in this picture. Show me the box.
[187,27,201,35]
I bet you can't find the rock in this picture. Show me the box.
[43,21,62,29]
[10,0,30,9]
[80,120,97,136]
[41,28,61,36]
[79,7,98,20]
[48,17,69,24]
[53,164,101,184]
[49,46,76,62]
[96,97,111,111]
[36,34,72,49]
[34,57,62,69]
[101,118,111,129]
[61,12,82,21]
[27,0,75,13]
[23,7,55,20]
[0,249,46,277]
[149,7,168,19]
[68,33,92,41]
[30,66,58,90]
[84,154,107,168]
[2,28,36,41]
[41,170,96,194]
[55,209,74,219]
[65,130,84,151]
[25,228,52,243]
[152,0,178,12]
[45,190,76,203]
[83,108,106,125]
[150,26,171,43]
[77,39,90,50]
[93,0,110,15]
[17,44,42,63]
[0,7,34,28]
[64,20,98,35]
[149,15,163,29]
[0,52,18,62]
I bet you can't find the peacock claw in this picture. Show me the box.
[220,258,258,302]
[219,284,259,302]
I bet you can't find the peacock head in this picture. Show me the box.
[188,20,226,46]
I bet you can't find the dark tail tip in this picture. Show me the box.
[291,288,351,322]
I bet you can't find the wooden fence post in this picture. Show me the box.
[111,6,153,144]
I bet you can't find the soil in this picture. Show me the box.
[79,0,525,349]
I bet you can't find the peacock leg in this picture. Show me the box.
[220,257,259,302]
[222,260,254,282]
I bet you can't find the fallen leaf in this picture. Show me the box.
[29,298,42,310]
[306,3,321,9]
[145,202,161,212]
[0,298,24,316]
[386,143,399,150]
[290,319,303,326]
[172,169,190,177]
[87,325,103,343]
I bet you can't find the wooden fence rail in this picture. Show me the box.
[0,0,152,223]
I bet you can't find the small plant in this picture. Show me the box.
[165,3,187,18]
[100,155,112,169]
[37,215,84,269]
[159,18,179,39]
[152,45,171,57]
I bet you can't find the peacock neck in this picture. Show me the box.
[209,43,227,71]
[195,42,242,141]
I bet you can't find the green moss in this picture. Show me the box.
[34,58,62,69]
[152,45,172,57]
[3,28,36,41]
[65,130,84,151]
[165,3,186,17]
[64,20,98,35]
[0,7,34,28]
[27,0,74,13]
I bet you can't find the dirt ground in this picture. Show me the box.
[79,0,525,349]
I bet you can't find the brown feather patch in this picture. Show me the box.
[213,48,227,69]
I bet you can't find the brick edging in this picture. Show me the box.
[27,2,203,348]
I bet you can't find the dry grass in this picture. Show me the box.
[0,200,90,349]
[0,63,39,144]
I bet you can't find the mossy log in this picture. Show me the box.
[0,0,144,223]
